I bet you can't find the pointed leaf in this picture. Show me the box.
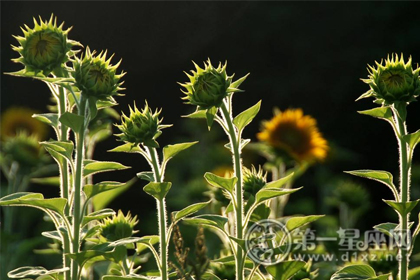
[82,208,115,226]
[224,138,251,152]
[92,179,135,211]
[345,170,398,199]
[33,113,59,127]
[84,181,130,200]
[358,107,393,122]
[183,109,206,119]
[143,182,172,200]
[373,223,398,238]
[183,214,228,232]
[286,215,324,232]
[88,97,98,120]
[137,171,155,182]
[163,141,198,166]
[264,172,295,189]
[7,266,69,279]
[204,172,237,195]
[102,276,150,280]
[41,140,74,163]
[109,143,142,153]
[59,112,84,132]
[233,100,261,132]
[255,188,302,205]
[265,261,306,280]
[206,107,217,130]
[331,264,381,280]
[31,177,60,187]
[0,192,66,215]
[384,199,420,216]
[173,200,212,223]
[202,272,222,280]
[83,160,129,177]
[41,231,63,242]
[109,237,146,247]
[403,129,420,150]
[230,73,250,89]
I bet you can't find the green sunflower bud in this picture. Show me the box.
[180,59,248,109]
[115,102,170,147]
[11,14,81,76]
[243,166,267,199]
[73,47,125,101]
[360,53,420,105]
[2,132,46,169]
[99,210,138,242]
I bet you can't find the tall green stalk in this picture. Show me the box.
[71,96,88,280]
[220,102,244,280]
[394,108,411,280]
[147,146,168,280]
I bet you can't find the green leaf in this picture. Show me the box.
[204,172,237,195]
[409,266,420,280]
[286,215,324,232]
[250,203,271,222]
[108,237,146,247]
[264,172,295,189]
[233,100,261,132]
[255,187,302,205]
[358,107,393,122]
[206,107,217,130]
[173,200,211,223]
[345,170,398,199]
[224,139,251,152]
[41,140,74,163]
[136,235,160,254]
[5,69,72,83]
[163,141,198,166]
[202,272,222,280]
[183,214,228,232]
[88,97,98,120]
[183,109,207,119]
[84,181,130,200]
[109,143,143,153]
[33,113,59,127]
[228,236,246,251]
[137,171,155,182]
[265,261,306,280]
[384,199,420,216]
[41,230,63,242]
[0,192,66,216]
[92,179,135,211]
[82,208,115,227]
[373,223,398,238]
[31,177,60,187]
[143,182,172,200]
[330,264,389,280]
[230,73,250,89]
[403,129,420,150]
[83,160,130,177]
[59,112,84,132]
[7,266,69,278]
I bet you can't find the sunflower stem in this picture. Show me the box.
[393,106,411,280]
[147,146,168,280]
[71,96,87,280]
[220,102,244,280]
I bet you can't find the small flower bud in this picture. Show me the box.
[11,14,80,75]
[361,53,420,105]
[243,166,267,199]
[99,210,138,242]
[73,47,125,101]
[180,59,246,109]
[115,102,170,147]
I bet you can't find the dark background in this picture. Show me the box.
[2,0,420,270]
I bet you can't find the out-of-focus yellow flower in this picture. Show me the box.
[1,107,47,140]
[257,108,328,163]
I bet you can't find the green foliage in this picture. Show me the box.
[265,261,306,280]
[331,264,390,280]
[143,182,172,200]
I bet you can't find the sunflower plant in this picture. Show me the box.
[180,60,324,280]
[331,54,420,280]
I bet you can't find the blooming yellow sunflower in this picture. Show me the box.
[257,108,328,163]
[1,107,47,140]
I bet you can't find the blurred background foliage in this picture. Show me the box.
[2,1,420,279]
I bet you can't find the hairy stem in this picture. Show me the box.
[71,96,87,280]
[220,102,244,280]
[147,147,168,280]
[394,109,411,280]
